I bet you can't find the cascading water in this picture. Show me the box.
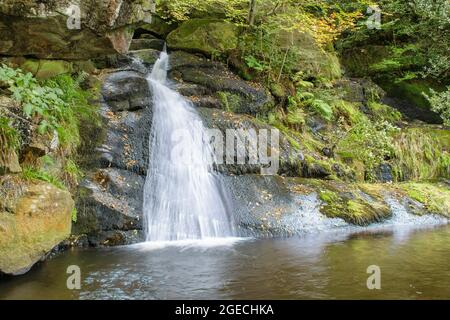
[143,50,235,241]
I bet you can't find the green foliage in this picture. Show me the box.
[337,121,399,180]
[63,159,84,186]
[0,116,20,151]
[391,128,450,181]
[156,0,248,23]
[43,73,96,151]
[245,55,265,72]
[0,64,68,135]
[339,0,450,81]
[310,99,333,121]
[424,87,450,126]
[0,65,98,155]
[22,167,65,190]
[288,90,333,121]
[366,101,402,123]
[71,207,77,223]
[399,182,450,217]
[333,100,367,126]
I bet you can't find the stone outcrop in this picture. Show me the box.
[169,51,274,115]
[167,19,238,56]
[72,69,152,245]
[0,180,73,275]
[0,0,155,59]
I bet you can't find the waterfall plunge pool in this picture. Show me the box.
[1,223,450,300]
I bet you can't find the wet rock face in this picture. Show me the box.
[102,71,152,112]
[73,169,145,246]
[73,69,152,246]
[0,181,73,275]
[198,107,304,176]
[168,51,274,115]
[0,0,154,59]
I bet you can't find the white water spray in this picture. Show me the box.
[143,50,235,241]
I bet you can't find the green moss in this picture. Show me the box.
[333,100,367,125]
[270,83,286,99]
[367,101,402,123]
[316,181,391,225]
[399,182,450,217]
[71,207,77,223]
[21,59,73,80]
[21,167,65,190]
[167,19,238,56]
[217,91,242,112]
[129,49,160,64]
[319,190,338,203]
[304,155,334,177]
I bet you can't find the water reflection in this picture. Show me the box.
[1,223,449,300]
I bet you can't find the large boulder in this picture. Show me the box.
[2,57,73,79]
[167,19,238,56]
[0,180,73,275]
[249,29,341,81]
[0,0,155,59]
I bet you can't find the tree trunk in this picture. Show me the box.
[248,0,257,26]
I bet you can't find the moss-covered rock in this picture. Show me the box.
[0,179,73,275]
[396,182,450,217]
[315,181,391,225]
[379,79,443,123]
[274,30,341,81]
[129,49,160,65]
[167,19,238,56]
[130,38,165,51]
[20,59,73,80]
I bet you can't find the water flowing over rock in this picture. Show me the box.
[143,50,235,241]
[0,0,155,59]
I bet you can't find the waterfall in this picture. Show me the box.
[142,50,235,241]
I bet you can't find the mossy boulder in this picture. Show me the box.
[167,19,238,56]
[0,179,73,275]
[315,181,391,225]
[130,38,165,51]
[20,59,73,80]
[396,182,450,217]
[276,30,341,81]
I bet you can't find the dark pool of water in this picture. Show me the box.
[1,224,450,299]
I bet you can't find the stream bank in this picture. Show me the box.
[1,1,449,276]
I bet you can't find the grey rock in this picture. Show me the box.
[169,51,274,115]
[130,38,165,51]
[102,71,152,112]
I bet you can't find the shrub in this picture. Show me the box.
[424,86,450,126]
